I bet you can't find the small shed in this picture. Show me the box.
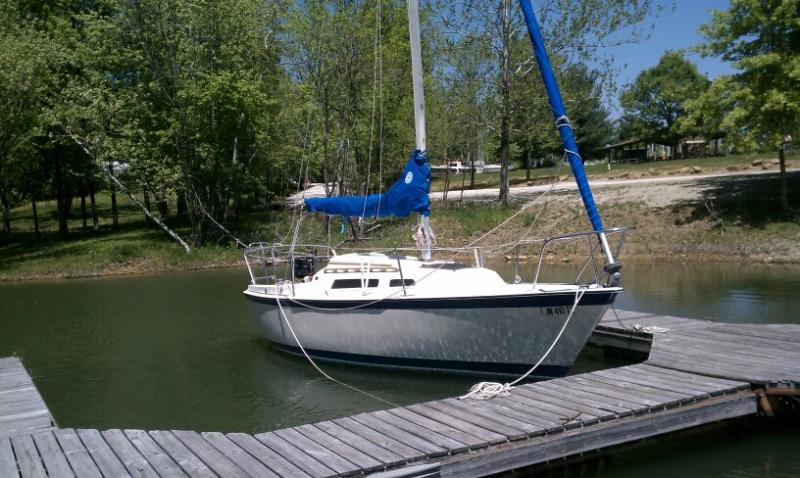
[601,139,673,163]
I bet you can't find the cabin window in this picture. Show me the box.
[389,279,415,287]
[331,279,379,289]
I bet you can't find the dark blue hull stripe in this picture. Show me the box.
[246,290,618,310]
[272,343,571,377]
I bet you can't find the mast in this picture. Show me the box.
[518,0,620,276]
[407,0,433,260]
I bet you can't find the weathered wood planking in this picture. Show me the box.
[1,309,797,477]
[590,309,800,386]
[0,363,757,478]
[0,357,54,438]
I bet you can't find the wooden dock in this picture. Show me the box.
[1,310,798,477]
[0,357,55,440]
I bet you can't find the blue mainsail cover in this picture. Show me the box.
[304,149,431,218]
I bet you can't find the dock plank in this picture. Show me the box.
[149,430,216,477]
[387,407,488,448]
[421,401,528,439]
[492,393,583,428]
[77,428,130,477]
[349,412,453,456]
[11,434,46,478]
[273,427,359,476]
[256,431,337,478]
[529,381,632,415]
[313,421,406,466]
[405,403,510,443]
[172,430,250,478]
[0,357,53,439]
[559,377,658,409]
[578,373,692,405]
[511,385,613,421]
[33,431,75,478]
[101,429,160,478]
[55,428,103,478]
[464,397,564,432]
[595,367,711,398]
[0,437,19,478]
[332,416,427,461]
[124,429,187,477]
[295,423,383,472]
[201,432,280,478]
[226,433,311,478]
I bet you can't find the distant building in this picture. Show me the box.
[601,137,724,163]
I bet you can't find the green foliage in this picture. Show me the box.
[620,51,710,146]
[695,0,800,148]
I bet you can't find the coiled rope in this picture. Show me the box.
[459,287,586,400]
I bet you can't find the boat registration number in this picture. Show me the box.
[540,306,570,317]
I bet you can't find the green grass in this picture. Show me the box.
[0,193,243,280]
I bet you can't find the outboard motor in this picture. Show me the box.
[292,255,316,279]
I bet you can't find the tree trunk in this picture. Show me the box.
[177,191,187,219]
[0,187,10,234]
[780,144,789,213]
[80,193,88,229]
[498,0,511,203]
[89,185,99,231]
[158,200,169,222]
[53,145,69,237]
[31,197,40,238]
[143,190,152,224]
[108,163,119,230]
[469,151,475,189]
[526,150,531,182]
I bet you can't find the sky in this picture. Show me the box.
[599,0,736,115]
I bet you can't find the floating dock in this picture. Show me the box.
[1,310,798,477]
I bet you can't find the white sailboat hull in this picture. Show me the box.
[244,289,617,377]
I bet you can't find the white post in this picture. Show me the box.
[407,0,433,260]
[407,0,426,152]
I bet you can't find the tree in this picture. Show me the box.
[436,0,657,202]
[698,0,800,211]
[620,51,710,157]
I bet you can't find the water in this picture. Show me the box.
[1,261,799,476]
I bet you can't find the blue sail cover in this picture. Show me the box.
[304,150,431,218]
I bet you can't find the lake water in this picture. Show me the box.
[1,261,799,476]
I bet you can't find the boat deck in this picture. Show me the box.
[1,310,798,478]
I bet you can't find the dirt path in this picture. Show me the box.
[432,169,799,208]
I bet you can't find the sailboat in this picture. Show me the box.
[243,0,625,378]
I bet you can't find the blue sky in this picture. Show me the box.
[601,0,736,114]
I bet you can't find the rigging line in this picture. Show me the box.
[464,158,564,250]
[459,287,586,400]
[361,0,382,220]
[274,296,400,408]
[281,109,316,245]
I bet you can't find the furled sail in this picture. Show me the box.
[304,149,430,218]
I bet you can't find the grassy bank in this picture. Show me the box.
[2,155,799,281]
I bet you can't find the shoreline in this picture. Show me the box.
[2,250,798,284]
